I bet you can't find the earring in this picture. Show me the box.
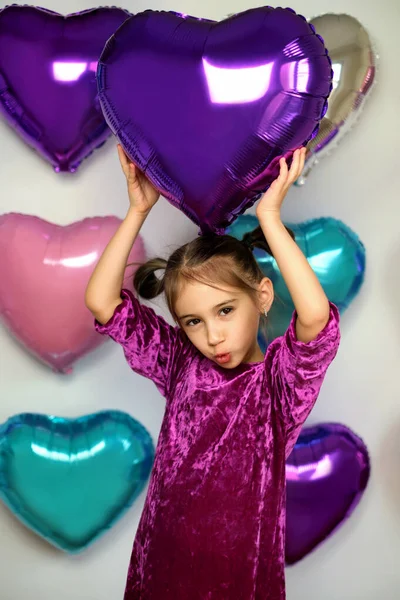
[263,308,268,318]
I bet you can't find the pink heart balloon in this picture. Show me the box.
[0,214,145,373]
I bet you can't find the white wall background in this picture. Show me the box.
[0,0,399,598]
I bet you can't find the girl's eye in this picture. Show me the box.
[185,307,233,327]
[186,318,200,327]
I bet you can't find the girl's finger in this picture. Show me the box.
[117,144,130,175]
[278,157,288,182]
[117,143,127,164]
[292,149,301,171]
[288,149,301,183]
[297,148,306,176]
[293,148,306,181]
[127,162,138,184]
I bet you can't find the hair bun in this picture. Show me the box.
[241,224,296,258]
[133,257,167,299]
[241,233,254,251]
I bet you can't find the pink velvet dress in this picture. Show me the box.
[95,289,340,599]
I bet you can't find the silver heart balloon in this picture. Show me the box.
[297,13,376,184]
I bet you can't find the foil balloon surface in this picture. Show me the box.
[0,213,145,373]
[297,13,376,184]
[286,423,370,564]
[227,214,365,344]
[0,411,154,552]
[97,7,333,233]
[0,5,130,171]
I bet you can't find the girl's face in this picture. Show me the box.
[175,278,273,368]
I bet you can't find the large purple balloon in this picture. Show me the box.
[286,423,370,564]
[98,8,333,233]
[0,5,130,172]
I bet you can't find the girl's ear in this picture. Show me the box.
[258,277,274,313]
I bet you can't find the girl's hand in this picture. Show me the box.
[117,144,160,215]
[256,147,306,220]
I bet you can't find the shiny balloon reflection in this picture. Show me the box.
[202,59,274,104]
[97,7,332,233]
[0,213,145,373]
[227,214,365,344]
[31,439,106,462]
[286,453,334,480]
[0,411,155,552]
[0,5,130,171]
[52,60,98,83]
[286,423,370,564]
[298,14,376,184]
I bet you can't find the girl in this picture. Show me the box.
[85,146,340,600]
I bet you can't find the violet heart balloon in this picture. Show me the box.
[0,5,130,172]
[97,7,333,233]
[0,213,145,373]
[0,411,154,552]
[285,423,370,564]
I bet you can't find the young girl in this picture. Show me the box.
[85,146,340,600]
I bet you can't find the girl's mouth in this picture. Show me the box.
[215,353,231,364]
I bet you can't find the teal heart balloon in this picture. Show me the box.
[0,411,154,552]
[227,215,365,344]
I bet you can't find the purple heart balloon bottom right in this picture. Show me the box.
[286,423,370,564]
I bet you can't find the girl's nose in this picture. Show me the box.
[207,326,225,346]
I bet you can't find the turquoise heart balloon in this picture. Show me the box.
[0,411,154,552]
[227,215,365,344]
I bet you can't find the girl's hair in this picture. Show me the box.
[133,225,295,336]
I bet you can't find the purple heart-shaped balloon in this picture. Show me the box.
[285,423,370,564]
[0,5,130,172]
[98,8,333,232]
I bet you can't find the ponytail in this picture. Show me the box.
[242,225,295,257]
[133,257,167,299]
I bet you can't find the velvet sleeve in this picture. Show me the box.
[94,289,188,398]
[265,302,341,457]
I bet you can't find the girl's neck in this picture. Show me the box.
[243,344,264,364]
